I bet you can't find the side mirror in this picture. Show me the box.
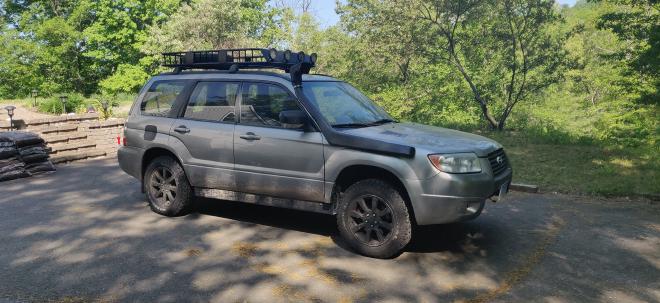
[279,110,313,131]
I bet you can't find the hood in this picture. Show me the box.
[341,122,502,157]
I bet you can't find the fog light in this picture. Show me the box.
[465,201,482,215]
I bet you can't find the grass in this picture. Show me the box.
[0,97,33,107]
[481,131,659,197]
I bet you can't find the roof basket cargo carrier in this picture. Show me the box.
[161,48,415,158]
[163,48,316,74]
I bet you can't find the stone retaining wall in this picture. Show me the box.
[0,114,125,164]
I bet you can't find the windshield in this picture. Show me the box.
[301,81,395,127]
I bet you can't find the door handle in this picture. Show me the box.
[239,132,261,141]
[173,125,190,134]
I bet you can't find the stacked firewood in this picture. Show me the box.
[0,132,55,182]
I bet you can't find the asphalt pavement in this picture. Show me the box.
[0,158,658,303]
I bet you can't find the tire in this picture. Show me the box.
[143,156,193,217]
[336,179,412,259]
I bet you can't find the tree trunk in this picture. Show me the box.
[447,43,499,129]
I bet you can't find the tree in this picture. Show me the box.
[419,0,566,130]
[0,0,99,96]
[0,0,185,97]
[591,0,659,103]
[274,0,312,12]
[340,0,566,130]
[83,0,182,75]
[338,1,428,84]
[142,0,283,55]
[563,1,628,106]
[0,29,42,97]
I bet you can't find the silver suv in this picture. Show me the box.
[118,48,512,258]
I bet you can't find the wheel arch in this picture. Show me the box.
[331,164,416,225]
[141,147,185,188]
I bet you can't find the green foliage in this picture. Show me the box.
[563,1,627,105]
[0,29,41,97]
[591,0,659,104]
[83,0,181,64]
[142,0,283,57]
[0,0,185,97]
[99,64,150,95]
[89,98,119,120]
[338,0,567,130]
[37,94,87,114]
[594,103,658,147]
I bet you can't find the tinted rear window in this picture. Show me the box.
[140,81,187,117]
[184,82,239,122]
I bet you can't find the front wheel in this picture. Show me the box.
[337,179,412,259]
[144,156,193,217]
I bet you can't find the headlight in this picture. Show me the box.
[428,153,482,173]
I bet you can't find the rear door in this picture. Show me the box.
[234,81,325,202]
[126,80,188,150]
[169,81,240,189]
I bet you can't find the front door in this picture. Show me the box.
[234,82,325,202]
[170,81,240,189]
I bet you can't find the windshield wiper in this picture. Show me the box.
[368,118,398,125]
[332,119,398,129]
[331,123,372,128]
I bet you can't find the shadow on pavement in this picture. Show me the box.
[193,196,490,256]
[0,158,657,303]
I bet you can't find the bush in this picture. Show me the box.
[37,94,86,114]
[594,105,658,147]
[99,64,149,95]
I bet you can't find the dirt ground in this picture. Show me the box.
[0,104,54,122]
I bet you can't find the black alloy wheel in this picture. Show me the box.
[337,179,412,259]
[144,156,193,217]
[149,166,178,209]
[347,194,395,246]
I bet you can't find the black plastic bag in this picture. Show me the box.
[0,147,18,159]
[0,158,24,174]
[18,145,47,157]
[21,153,49,163]
[0,170,30,182]
[0,132,44,148]
[25,161,56,175]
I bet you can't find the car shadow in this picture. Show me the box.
[192,197,338,237]
[191,197,478,255]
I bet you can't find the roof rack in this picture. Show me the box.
[162,48,317,74]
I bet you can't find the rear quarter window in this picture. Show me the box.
[140,81,187,117]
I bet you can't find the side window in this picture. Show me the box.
[184,82,239,122]
[140,81,186,117]
[240,83,300,128]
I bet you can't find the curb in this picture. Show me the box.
[510,183,539,193]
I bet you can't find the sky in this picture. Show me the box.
[308,0,578,28]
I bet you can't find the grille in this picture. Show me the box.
[487,149,509,176]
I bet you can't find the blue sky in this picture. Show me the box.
[310,0,578,28]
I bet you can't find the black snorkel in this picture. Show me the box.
[289,62,415,158]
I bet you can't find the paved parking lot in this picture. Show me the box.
[0,158,658,303]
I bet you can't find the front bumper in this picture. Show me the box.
[407,166,513,225]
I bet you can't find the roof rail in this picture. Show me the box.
[162,48,317,75]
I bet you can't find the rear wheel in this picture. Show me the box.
[144,156,193,216]
[337,179,412,259]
